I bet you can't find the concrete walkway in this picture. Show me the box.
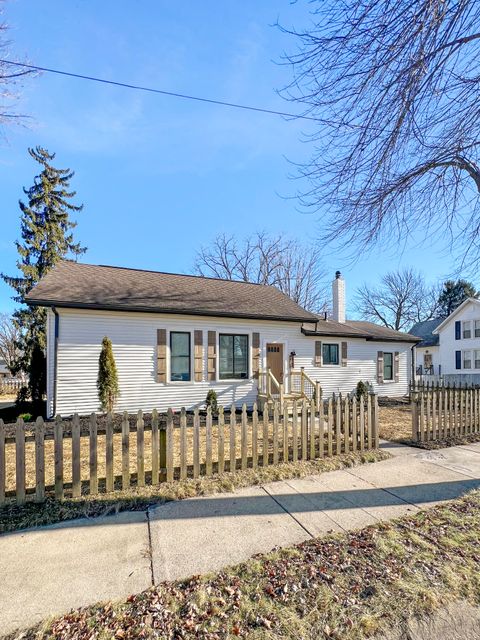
[2,441,480,636]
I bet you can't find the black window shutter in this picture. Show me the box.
[455,350,462,370]
[455,321,461,340]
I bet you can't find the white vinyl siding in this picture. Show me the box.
[437,300,480,376]
[48,308,412,417]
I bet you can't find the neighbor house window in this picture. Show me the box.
[219,334,248,380]
[383,352,394,381]
[463,321,472,339]
[322,343,339,365]
[475,320,480,338]
[463,350,472,369]
[170,332,191,381]
[475,350,480,369]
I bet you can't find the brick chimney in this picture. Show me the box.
[332,271,346,323]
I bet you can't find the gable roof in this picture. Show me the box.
[24,261,318,323]
[409,318,444,347]
[432,297,480,334]
[301,318,420,343]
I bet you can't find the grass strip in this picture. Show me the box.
[0,450,388,534]
[12,489,480,640]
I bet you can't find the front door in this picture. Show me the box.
[266,343,284,383]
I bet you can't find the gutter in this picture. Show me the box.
[25,299,317,324]
[52,307,59,418]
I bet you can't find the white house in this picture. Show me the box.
[409,318,443,377]
[432,297,480,383]
[25,261,419,417]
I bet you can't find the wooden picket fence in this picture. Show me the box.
[0,394,379,506]
[0,378,23,395]
[412,386,480,441]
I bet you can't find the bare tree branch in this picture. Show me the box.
[354,269,440,331]
[0,313,20,373]
[194,231,328,312]
[280,1,480,267]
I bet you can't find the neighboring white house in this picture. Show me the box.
[409,318,443,377]
[25,261,419,417]
[431,298,480,383]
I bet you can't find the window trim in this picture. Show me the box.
[463,349,472,370]
[462,320,472,339]
[474,349,480,369]
[169,331,192,383]
[475,320,480,338]
[218,333,249,381]
[322,342,340,366]
[383,352,394,381]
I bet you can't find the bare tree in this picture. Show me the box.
[0,313,19,373]
[194,232,328,311]
[354,269,439,331]
[280,2,480,266]
[0,1,33,131]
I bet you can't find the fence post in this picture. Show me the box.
[315,382,322,413]
[327,397,333,456]
[335,395,342,455]
[54,415,63,501]
[263,403,269,466]
[292,399,298,462]
[373,394,379,449]
[180,407,187,481]
[166,408,174,483]
[300,367,305,397]
[310,399,316,460]
[241,404,248,471]
[159,420,167,483]
[105,412,114,491]
[282,400,289,463]
[252,403,258,469]
[136,410,145,488]
[151,409,159,485]
[218,406,225,474]
[273,402,279,465]
[193,408,200,479]
[230,404,236,473]
[206,406,213,476]
[359,396,365,451]
[301,400,308,459]
[344,396,350,454]
[411,395,418,441]
[89,413,98,494]
[72,413,81,498]
[122,411,130,488]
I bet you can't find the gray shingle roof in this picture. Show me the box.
[301,318,420,342]
[25,261,318,323]
[409,318,444,347]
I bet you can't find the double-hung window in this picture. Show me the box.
[475,350,480,369]
[170,332,191,381]
[463,321,472,339]
[383,352,394,381]
[322,343,339,365]
[475,320,480,338]
[219,334,248,380]
[463,350,472,369]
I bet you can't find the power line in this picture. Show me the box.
[0,58,320,123]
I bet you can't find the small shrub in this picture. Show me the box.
[19,412,32,422]
[205,389,218,414]
[16,385,30,405]
[97,337,119,413]
[356,380,369,400]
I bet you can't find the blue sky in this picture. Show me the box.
[0,0,464,315]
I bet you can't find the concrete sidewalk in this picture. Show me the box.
[1,441,480,636]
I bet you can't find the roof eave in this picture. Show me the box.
[25,298,317,323]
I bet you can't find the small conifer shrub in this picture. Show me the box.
[97,337,119,413]
[205,389,218,414]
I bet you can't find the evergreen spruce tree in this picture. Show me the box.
[1,146,85,400]
[97,337,119,413]
[437,279,479,317]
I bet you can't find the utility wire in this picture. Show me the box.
[0,58,320,123]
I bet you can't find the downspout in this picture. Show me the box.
[410,343,416,383]
[52,307,59,418]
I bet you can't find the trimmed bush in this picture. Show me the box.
[205,389,218,414]
[97,337,119,413]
